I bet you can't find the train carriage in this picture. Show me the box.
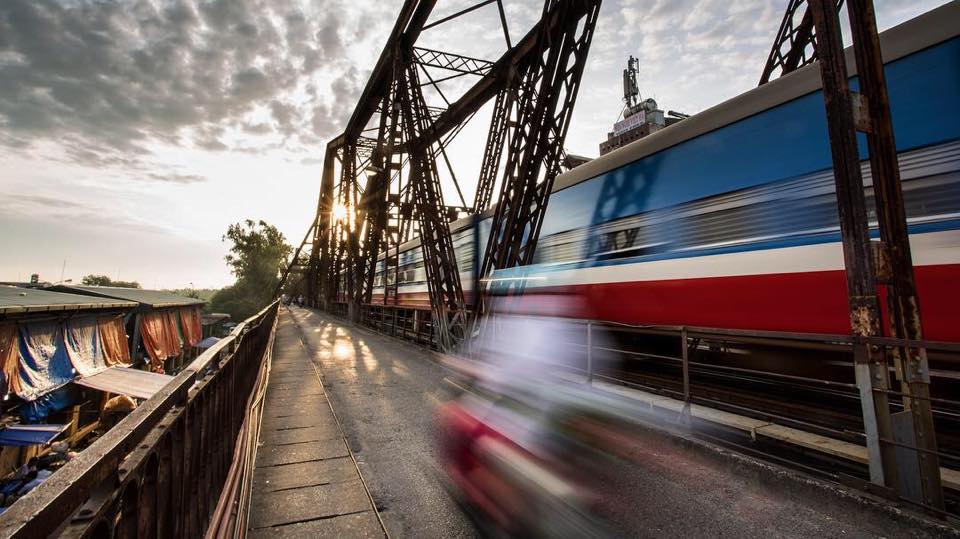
[372,2,960,342]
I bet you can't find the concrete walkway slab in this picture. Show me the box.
[247,311,385,538]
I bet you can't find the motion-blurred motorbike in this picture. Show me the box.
[436,354,628,538]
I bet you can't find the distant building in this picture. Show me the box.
[599,55,687,156]
[201,313,231,339]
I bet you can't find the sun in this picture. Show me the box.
[331,203,349,222]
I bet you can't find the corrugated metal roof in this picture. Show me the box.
[73,367,173,399]
[201,313,230,324]
[0,286,137,315]
[51,285,205,309]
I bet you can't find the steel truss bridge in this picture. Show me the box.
[276,0,944,512]
[0,1,950,536]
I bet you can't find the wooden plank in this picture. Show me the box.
[755,423,868,462]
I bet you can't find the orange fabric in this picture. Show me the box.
[164,310,182,348]
[140,312,181,368]
[98,316,131,367]
[0,324,20,396]
[179,307,202,347]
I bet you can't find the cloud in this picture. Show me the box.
[144,172,206,184]
[0,194,85,211]
[0,0,377,180]
[0,191,174,234]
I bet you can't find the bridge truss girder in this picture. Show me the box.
[282,0,602,351]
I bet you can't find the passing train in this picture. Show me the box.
[372,2,960,343]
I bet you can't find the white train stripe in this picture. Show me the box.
[373,229,960,294]
[525,229,960,288]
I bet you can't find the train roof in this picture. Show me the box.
[553,1,960,193]
[381,1,960,260]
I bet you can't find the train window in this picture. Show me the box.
[538,147,960,266]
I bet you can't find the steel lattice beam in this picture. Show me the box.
[413,47,494,75]
[474,89,512,213]
[475,0,601,309]
[759,0,844,85]
[282,0,603,351]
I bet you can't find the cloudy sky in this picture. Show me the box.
[0,0,947,289]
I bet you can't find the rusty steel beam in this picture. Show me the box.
[807,0,898,492]
[808,0,943,509]
[421,0,497,31]
[760,0,844,85]
[413,47,494,75]
[397,54,468,350]
[845,0,943,509]
[475,0,602,312]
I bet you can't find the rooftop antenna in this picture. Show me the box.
[622,55,640,110]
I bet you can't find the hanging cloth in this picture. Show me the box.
[140,312,181,368]
[164,310,183,349]
[179,307,202,347]
[17,321,74,401]
[98,316,132,367]
[64,317,107,377]
[0,324,21,396]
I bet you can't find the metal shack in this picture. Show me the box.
[0,286,138,419]
[0,286,139,472]
[0,286,184,501]
[50,286,204,374]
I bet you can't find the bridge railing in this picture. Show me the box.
[0,300,280,538]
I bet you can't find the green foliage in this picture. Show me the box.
[81,274,141,288]
[209,220,291,321]
[207,283,261,321]
[164,288,219,310]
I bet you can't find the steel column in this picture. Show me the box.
[312,141,338,307]
[845,0,943,509]
[808,0,898,490]
[397,55,468,350]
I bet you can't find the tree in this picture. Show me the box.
[209,220,291,321]
[81,274,141,288]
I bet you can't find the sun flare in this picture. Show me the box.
[332,203,349,222]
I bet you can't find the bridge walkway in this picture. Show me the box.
[246,311,386,538]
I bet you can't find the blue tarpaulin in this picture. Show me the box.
[0,423,68,447]
[17,322,74,402]
[19,386,76,423]
[196,336,220,349]
[64,317,108,377]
